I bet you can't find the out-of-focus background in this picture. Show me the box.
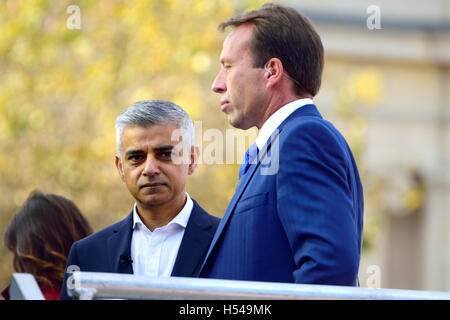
[0,0,449,295]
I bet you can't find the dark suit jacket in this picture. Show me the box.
[60,199,219,299]
[200,104,364,286]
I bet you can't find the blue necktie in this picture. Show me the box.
[239,143,259,179]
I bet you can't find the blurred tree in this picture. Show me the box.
[0,0,267,293]
[0,0,382,294]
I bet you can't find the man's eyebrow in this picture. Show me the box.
[154,145,174,152]
[125,149,144,156]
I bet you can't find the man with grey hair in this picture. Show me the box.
[60,100,220,300]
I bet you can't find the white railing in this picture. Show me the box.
[8,273,45,300]
[63,271,450,300]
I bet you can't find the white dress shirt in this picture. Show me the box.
[130,193,193,277]
[255,98,314,150]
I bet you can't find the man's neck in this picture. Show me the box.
[258,93,311,129]
[136,193,187,231]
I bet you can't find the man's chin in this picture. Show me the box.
[229,116,252,130]
[228,114,243,129]
[137,196,168,208]
[137,188,169,204]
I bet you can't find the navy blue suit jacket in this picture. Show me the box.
[60,199,219,299]
[200,104,364,286]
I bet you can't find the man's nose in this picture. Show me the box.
[143,156,160,176]
[211,70,226,94]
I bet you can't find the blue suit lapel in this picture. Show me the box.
[171,199,216,277]
[200,104,322,272]
[200,134,275,271]
[107,211,134,274]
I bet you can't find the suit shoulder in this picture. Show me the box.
[280,115,349,153]
[191,199,220,229]
[205,212,220,228]
[72,214,132,248]
[283,115,342,138]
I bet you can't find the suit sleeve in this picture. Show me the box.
[60,242,80,300]
[276,120,360,285]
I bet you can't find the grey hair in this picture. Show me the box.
[115,100,195,158]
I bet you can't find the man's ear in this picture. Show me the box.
[115,155,125,181]
[187,146,199,175]
[265,58,284,88]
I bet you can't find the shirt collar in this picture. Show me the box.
[255,98,314,150]
[132,192,193,230]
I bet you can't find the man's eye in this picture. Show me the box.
[128,155,144,162]
[222,64,231,72]
[158,152,172,159]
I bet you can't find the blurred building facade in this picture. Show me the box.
[282,0,450,290]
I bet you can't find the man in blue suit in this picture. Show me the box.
[200,3,364,286]
[60,100,220,299]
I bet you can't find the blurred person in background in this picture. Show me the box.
[60,100,220,300]
[2,190,93,300]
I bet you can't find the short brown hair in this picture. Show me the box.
[218,3,324,97]
[3,190,93,289]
